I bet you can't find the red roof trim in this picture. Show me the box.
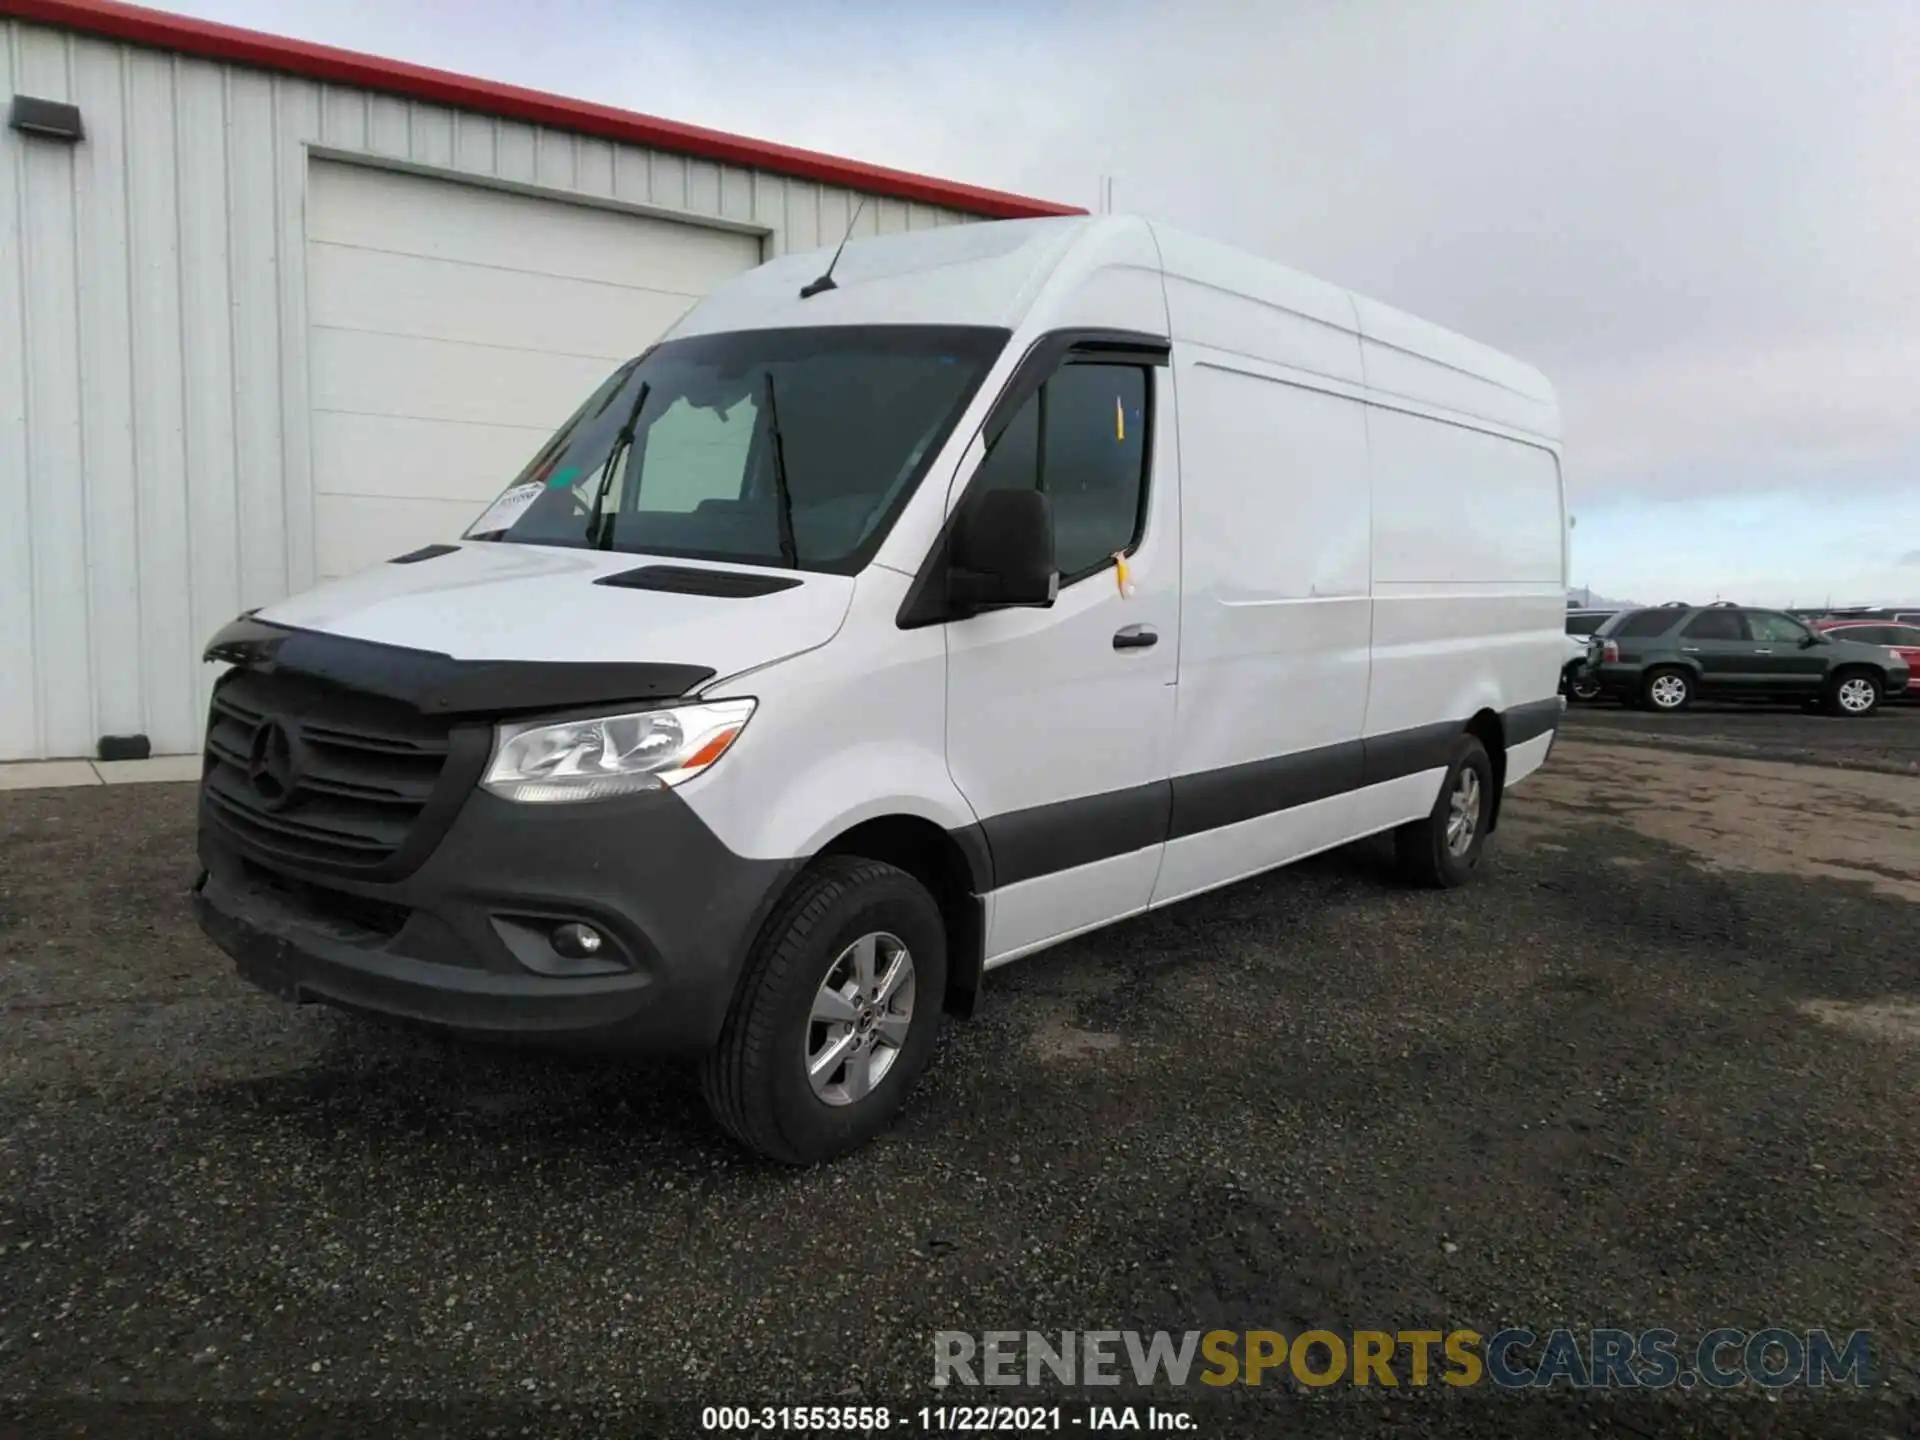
[1,0,1086,220]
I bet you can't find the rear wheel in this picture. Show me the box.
[1642,667,1692,713]
[1568,670,1604,703]
[699,856,947,1165]
[1394,735,1493,889]
[1826,670,1882,718]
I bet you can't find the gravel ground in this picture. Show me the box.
[2,739,1918,1439]
[1562,696,1920,776]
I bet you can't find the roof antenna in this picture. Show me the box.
[799,195,868,299]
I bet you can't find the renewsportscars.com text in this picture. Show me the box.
[934,1327,1872,1391]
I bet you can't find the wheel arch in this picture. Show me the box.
[1464,708,1507,833]
[1829,660,1890,685]
[813,814,988,1020]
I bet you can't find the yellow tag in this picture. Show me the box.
[1115,395,1126,442]
[1113,551,1132,598]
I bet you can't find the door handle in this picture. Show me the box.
[1680,646,1701,653]
[1752,648,1773,655]
[1113,624,1158,650]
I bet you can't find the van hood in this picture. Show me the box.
[254,542,854,685]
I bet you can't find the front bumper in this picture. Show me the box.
[194,785,798,1054]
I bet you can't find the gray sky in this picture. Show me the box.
[179,0,1920,606]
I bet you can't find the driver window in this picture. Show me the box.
[1746,611,1810,644]
[628,397,759,514]
[967,361,1150,581]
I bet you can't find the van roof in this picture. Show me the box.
[666,215,1555,431]
[666,216,1095,337]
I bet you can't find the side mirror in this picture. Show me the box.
[1800,633,1824,648]
[947,488,1058,611]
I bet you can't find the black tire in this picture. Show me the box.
[1394,735,1493,889]
[699,856,947,1165]
[1641,666,1692,713]
[1825,669,1882,718]
[1568,671,1603,703]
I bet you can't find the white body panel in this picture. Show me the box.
[933,220,1183,959]
[1153,769,1447,910]
[983,850,1165,969]
[664,219,1090,340]
[1503,732,1555,789]
[261,542,852,676]
[1166,351,1374,776]
[678,567,976,864]
[220,211,1568,983]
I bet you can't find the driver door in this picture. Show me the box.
[1742,610,1828,696]
[941,345,1179,965]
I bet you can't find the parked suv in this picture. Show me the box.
[1588,604,1910,716]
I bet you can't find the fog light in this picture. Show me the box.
[551,922,604,959]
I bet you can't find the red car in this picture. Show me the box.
[1814,619,1920,693]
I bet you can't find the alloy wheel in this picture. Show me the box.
[1836,677,1876,714]
[1649,673,1688,710]
[1446,767,1482,857]
[805,932,915,1106]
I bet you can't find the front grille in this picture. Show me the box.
[202,669,453,870]
[237,858,412,943]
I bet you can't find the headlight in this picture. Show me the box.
[482,699,756,803]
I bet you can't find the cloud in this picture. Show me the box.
[985,0,1920,510]
[1900,550,1920,568]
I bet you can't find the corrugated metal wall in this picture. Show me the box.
[0,19,976,761]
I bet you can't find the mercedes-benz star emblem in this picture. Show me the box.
[246,720,299,807]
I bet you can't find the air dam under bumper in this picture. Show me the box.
[193,784,799,1054]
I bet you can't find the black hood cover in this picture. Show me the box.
[202,616,715,718]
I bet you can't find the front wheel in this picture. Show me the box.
[699,856,947,1165]
[1394,735,1493,888]
[1826,670,1882,718]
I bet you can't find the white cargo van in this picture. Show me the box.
[192,216,1567,1162]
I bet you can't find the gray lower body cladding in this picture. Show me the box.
[194,785,798,1054]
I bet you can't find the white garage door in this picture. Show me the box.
[305,161,761,579]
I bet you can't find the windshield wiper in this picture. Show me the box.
[585,380,650,550]
[760,370,800,570]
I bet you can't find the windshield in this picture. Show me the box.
[463,325,1009,574]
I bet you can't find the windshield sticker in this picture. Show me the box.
[466,481,544,536]
[544,465,581,491]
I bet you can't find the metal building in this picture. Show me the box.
[0,0,1077,762]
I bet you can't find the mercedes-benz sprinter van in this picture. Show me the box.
[191,216,1567,1163]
